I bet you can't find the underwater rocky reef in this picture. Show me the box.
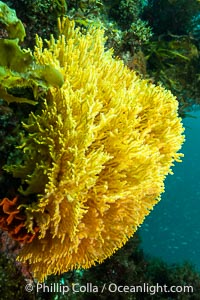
[0,1,200,299]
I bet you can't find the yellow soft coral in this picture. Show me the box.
[4,18,184,281]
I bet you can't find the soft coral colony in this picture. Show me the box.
[0,17,184,281]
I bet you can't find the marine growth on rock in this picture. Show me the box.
[1,17,184,281]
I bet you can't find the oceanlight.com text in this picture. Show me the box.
[25,281,194,296]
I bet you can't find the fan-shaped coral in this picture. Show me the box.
[3,18,184,281]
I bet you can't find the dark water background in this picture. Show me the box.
[139,110,200,271]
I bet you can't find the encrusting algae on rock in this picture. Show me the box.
[2,18,184,282]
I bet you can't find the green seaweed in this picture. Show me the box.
[0,62,64,105]
[0,39,32,72]
[0,3,64,105]
[143,34,200,117]
[0,0,25,41]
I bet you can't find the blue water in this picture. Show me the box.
[139,110,200,271]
